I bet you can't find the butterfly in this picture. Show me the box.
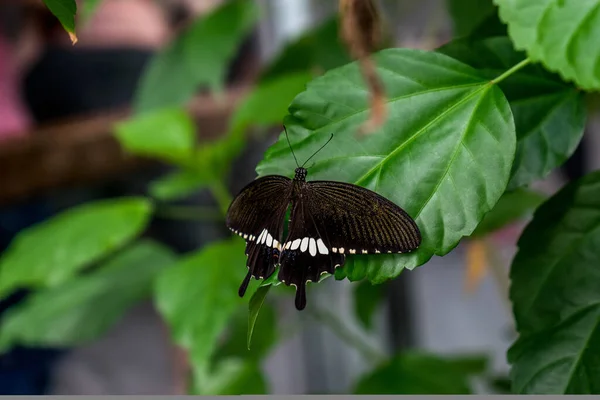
[226,128,421,310]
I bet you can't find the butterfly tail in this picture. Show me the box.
[238,271,252,297]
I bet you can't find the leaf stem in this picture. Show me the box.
[491,58,531,85]
[308,305,385,364]
[209,181,233,216]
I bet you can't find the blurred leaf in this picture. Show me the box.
[81,0,102,20]
[114,108,196,166]
[43,0,77,43]
[472,188,545,237]
[214,300,276,362]
[230,71,313,135]
[260,17,351,82]
[355,352,486,394]
[149,170,210,201]
[508,170,600,393]
[155,237,257,372]
[193,359,267,395]
[495,0,600,90]
[354,280,385,330]
[439,36,586,190]
[0,240,175,351]
[469,11,507,38]
[0,198,153,297]
[135,0,259,113]
[258,48,515,283]
[446,0,496,37]
[247,285,270,350]
[488,375,512,393]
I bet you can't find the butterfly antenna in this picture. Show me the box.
[301,133,334,168]
[284,125,300,168]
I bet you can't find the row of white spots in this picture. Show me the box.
[230,228,405,255]
[283,237,329,256]
[256,228,281,250]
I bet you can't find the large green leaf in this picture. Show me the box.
[134,0,259,113]
[114,108,196,167]
[439,36,586,189]
[508,170,600,393]
[0,198,153,297]
[354,352,487,394]
[494,0,600,90]
[447,0,497,37]
[260,17,351,82]
[257,48,515,283]
[43,0,76,39]
[472,188,545,237]
[0,240,175,351]
[154,237,256,372]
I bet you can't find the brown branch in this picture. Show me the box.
[339,0,387,135]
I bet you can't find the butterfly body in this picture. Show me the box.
[227,166,421,310]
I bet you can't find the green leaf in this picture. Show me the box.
[81,0,102,20]
[214,299,276,362]
[508,170,600,393]
[134,0,259,113]
[260,17,351,82]
[447,0,497,37]
[472,188,545,237]
[154,237,256,371]
[354,280,385,329]
[0,198,153,297]
[193,359,267,395]
[354,352,486,394]
[114,108,196,166]
[257,48,515,283]
[438,36,587,190]
[43,0,77,39]
[0,240,175,351]
[149,169,210,201]
[246,285,270,350]
[494,0,600,90]
[230,71,313,135]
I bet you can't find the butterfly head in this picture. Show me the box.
[294,167,308,182]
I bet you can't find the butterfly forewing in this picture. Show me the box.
[305,181,421,254]
[226,175,292,295]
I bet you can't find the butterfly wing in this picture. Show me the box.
[278,180,421,310]
[226,175,292,296]
[307,181,421,254]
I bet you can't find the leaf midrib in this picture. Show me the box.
[355,83,492,220]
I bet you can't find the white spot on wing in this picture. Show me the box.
[317,239,329,255]
[300,237,309,252]
[332,247,337,253]
[291,239,301,250]
[339,247,345,254]
[309,238,317,256]
[266,233,273,247]
[362,249,368,254]
[349,249,356,254]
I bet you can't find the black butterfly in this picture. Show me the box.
[226,129,421,310]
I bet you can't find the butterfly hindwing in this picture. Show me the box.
[226,175,292,296]
[278,199,346,310]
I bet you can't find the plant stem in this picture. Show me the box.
[491,58,531,85]
[210,180,233,216]
[156,205,224,221]
[308,305,385,364]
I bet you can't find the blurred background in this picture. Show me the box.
[0,0,596,395]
